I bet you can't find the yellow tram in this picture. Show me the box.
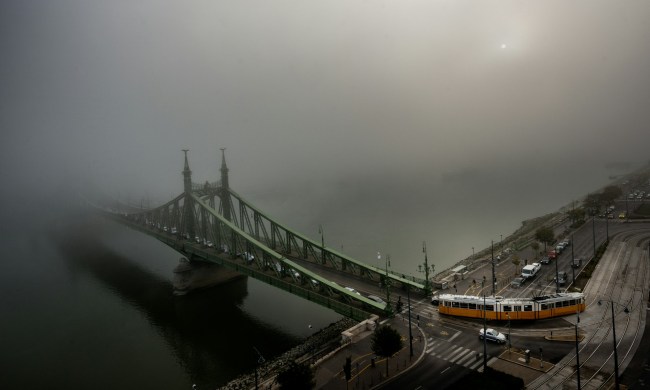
[432,292,585,320]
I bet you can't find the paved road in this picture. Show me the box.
[310,221,650,390]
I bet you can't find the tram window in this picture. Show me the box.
[524,305,532,311]
[486,305,494,311]
[460,303,468,309]
[452,302,459,308]
[468,303,477,310]
[514,306,522,312]
[443,301,450,307]
[569,300,576,306]
[541,304,548,310]
[503,305,512,312]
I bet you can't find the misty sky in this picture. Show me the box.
[2,1,650,264]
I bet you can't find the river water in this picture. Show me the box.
[0,165,626,389]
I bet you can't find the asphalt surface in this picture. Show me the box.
[306,220,650,390]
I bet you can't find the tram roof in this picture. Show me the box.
[436,292,584,305]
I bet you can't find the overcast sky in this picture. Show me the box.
[2,1,649,255]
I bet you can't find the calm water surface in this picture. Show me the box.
[0,165,622,388]
[0,210,341,389]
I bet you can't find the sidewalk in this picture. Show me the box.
[490,350,550,386]
[314,315,427,389]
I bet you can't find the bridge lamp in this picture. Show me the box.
[597,300,629,390]
[318,225,325,264]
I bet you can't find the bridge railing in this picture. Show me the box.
[226,189,425,292]
[190,194,388,313]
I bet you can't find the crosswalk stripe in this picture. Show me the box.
[445,347,465,363]
[449,349,471,364]
[455,351,475,366]
[467,357,485,370]
[424,335,493,373]
[426,340,443,354]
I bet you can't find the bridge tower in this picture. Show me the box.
[182,149,195,238]
[219,148,232,222]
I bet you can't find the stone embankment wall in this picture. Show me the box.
[222,318,357,390]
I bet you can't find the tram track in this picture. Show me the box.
[528,230,649,389]
[591,234,649,389]
[579,236,644,389]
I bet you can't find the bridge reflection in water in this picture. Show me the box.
[58,221,308,388]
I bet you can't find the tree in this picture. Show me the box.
[567,207,586,224]
[276,360,316,390]
[511,254,520,275]
[535,227,555,252]
[371,325,403,377]
[530,242,540,259]
[600,185,622,205]
[583,193,601,215]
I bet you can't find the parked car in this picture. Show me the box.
[510,277,525,288]
[540,256,551,265]
[555,271,568,286]
[479,328,507,344]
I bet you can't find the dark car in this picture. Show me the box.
[540,256,551,264]
[555,271,568,286]
[510,276,525,288]
[572,258,582,269]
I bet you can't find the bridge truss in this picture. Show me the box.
[104,150,427,320]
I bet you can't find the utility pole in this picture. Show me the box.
[491,240,496,296]
[575,312,581,389]
[407,286,413,358]
[571,234,576,285]
[381,252,391,314]
[592,216,596,257]
[482,278,487,373]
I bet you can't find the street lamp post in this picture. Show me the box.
[407,285,413,358]
[380,252,391,314]
[592,216,596,257]
[319,225,325,264]
[506,313,511,352]
[555,242,560,293]
[482,278,487,373]
[571,234,576,285]
[598,299,630,390]
[491,241,496,296]
[575,311,581,390]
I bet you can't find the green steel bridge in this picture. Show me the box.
[102,149,430,321]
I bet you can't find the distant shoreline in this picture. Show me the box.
[432,163,649,284]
